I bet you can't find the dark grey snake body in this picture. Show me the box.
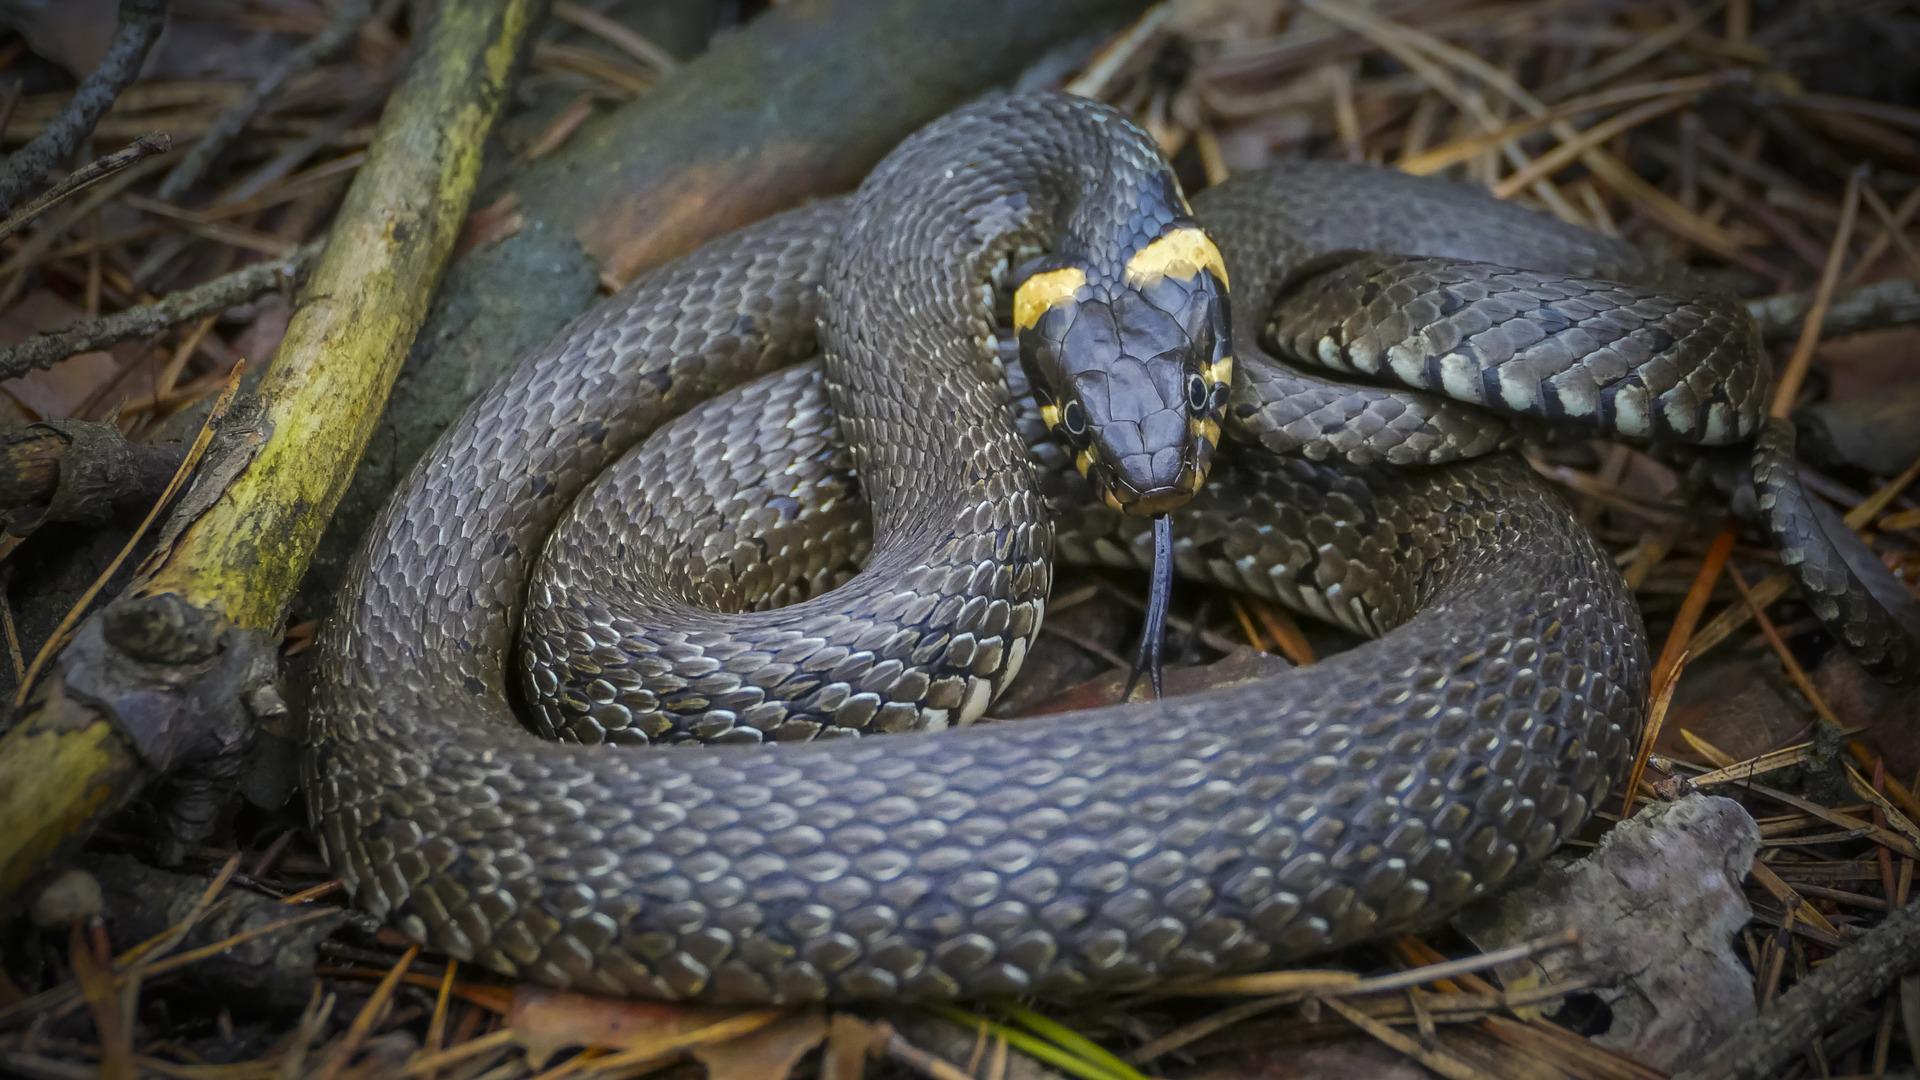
[305,94,1874,1003]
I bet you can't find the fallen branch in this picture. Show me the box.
[0,132,171,243]
[0,0,169,215]
[0,0,539,909]
[0,241,318,382]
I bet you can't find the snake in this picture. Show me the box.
[304,92,1907,1003]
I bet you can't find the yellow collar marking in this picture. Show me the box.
[1124,226,1229,288]
[1013,266,1088,332]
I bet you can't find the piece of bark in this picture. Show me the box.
[296,0,1151,619]
[1455,794,1762,1073]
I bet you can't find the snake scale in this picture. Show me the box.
[305,93,1886,1003]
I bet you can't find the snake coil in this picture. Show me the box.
[306,93,1900,1003]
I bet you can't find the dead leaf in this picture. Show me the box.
[1660,653,1811,764]
[506,986,745,1069]
[1797,385,1920,476]
[1,0,305,83]
[1815,650,1920,776]
[692,1009,828,1080]
[820,1014,889,1080]
[985,587,1131,715]
[1819,326,1920,404]
[0,290,154,419]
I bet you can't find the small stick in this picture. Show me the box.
[552,0,678,74]
[0,0,168,215]
[1771,165,1866,416]
[151,0,372,204]
[0,133,170,243]
[0,241,318,382]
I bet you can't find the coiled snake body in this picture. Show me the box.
[308,94,1842,1003]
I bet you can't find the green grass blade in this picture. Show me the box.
[993,999,1149,1080]
[920,1004,1135,1080]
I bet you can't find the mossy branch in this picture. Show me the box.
[0,0,542,907]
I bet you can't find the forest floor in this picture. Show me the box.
[2,1,1919,1078]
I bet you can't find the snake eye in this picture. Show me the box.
[1061,399,1087,438]
[1186,373,1210,413]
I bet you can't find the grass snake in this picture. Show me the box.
[305,93,1907,1003]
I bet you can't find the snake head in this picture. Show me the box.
[1015,222,1233,517]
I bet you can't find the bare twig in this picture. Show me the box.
[552,0,679,74]
[0,241,318,382]
[0,132,170,243]
[0,0,169,215]
[151,0,373,204]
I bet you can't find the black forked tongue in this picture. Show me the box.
[1123,514,1175,701]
